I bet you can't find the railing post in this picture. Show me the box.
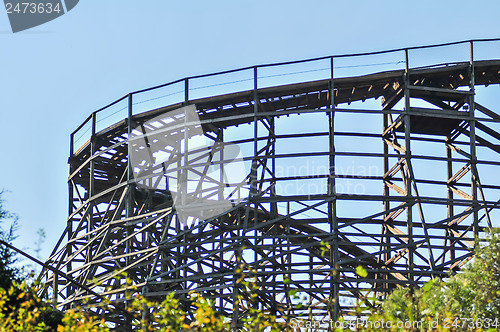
[469,41,479,238]
[67,132,75,299]
[52,271,58,306]
[404,48,414,285]
[70,133,74,157]
[328,56,340,322]
[90,112,96,197]
[125,93,133,329]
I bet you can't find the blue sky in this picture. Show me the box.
[1,0,500,261]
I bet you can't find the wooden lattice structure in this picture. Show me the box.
[40,39,500,328]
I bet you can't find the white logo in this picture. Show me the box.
[130,105,249,227]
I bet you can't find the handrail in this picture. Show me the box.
[70,38,500,154]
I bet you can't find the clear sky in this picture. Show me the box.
[1,0,500,262]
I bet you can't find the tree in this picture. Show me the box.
[1,188,499,331]
[368,228,500,331]
[0,191,21,290]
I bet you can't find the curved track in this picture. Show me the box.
[40,42,500,327]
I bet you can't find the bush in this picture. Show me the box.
[364,228,500,331]
[0,191,21,291]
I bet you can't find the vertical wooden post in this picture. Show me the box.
[469,41,478,238]
[328,56,340,322]
[404,49,414,285]
[125,93,133,329]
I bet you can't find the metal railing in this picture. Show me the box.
[71,38,500,155]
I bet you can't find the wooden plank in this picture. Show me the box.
[476,122,500,141]
[386,225,408,243]
[385,180,407,196]
[450,186,472,200]
[383,138,406,153]
[408,84,473,95]
[475,103,500,120]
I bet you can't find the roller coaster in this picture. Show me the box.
[40,39,500,328]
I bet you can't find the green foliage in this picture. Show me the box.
[0,265,291,331]
[0,191,21,291]
[356,265,368,278]
[0,219,499,331]
[127,291,230,331]
[236,265,288,332]
[0,281,64,331]
[364,228,500,331]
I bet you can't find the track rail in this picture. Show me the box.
[40,40,500,328]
